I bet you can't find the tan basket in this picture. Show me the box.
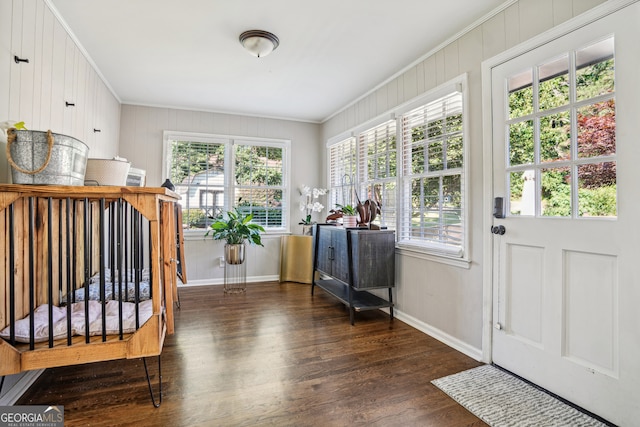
[84,158,131,186]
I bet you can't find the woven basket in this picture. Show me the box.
[84,158,131,186]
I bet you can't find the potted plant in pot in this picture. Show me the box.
[205,207,265,264]
[337,204,359,228]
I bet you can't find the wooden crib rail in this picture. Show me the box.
[0,185,181,376]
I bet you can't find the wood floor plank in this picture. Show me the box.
[16,282,486,426]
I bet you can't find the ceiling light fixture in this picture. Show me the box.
[239,30,279,58]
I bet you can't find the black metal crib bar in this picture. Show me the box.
[2,195,152,348]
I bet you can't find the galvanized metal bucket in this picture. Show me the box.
[7,129,89,185]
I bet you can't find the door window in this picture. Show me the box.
[506,37,616,218]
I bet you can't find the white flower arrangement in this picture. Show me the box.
[299,185,327,225]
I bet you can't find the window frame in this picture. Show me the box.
[325,75,469,264]
[398,85,467,258]
[163,131,291,236]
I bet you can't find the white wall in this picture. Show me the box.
[0,0,121,183]
[0,0,121,402]
[321,0,606,357]
[118,104,322,283]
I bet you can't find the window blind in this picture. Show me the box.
[358,120,397,229]
[399,91,464,256]
[328,137,357,210]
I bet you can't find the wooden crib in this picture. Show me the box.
[0,185,183,404]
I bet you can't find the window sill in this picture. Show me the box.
[182,229,290,242]
[395,245,471,269]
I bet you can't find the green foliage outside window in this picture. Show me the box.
[507,55,616,217]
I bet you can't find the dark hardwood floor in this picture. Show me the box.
[17,282,486,426]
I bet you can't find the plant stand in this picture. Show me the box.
[224,258,247,293]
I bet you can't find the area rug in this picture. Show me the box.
[432,365,607,427]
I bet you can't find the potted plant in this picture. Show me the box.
[205,207,265,264]
[337,204,359,228]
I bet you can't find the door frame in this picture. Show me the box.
[480,0,638,364]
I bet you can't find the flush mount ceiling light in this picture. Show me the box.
[239,30,280,58]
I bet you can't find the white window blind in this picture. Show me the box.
[358,120,397,229]
[328,137,357,209]
[399,91,465,256]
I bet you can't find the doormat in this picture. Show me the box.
[432,365,609,427]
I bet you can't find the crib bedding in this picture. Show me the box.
[61,268,152,303]
[0,299,153,343]
[64,280,152,303]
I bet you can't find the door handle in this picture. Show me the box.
[490,225,506,235]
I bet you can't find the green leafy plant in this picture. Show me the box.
[205,207,265,246]
[337,204,357,216]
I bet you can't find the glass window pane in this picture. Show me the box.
[541,167,571,217]
[509,120,534,166]
[578,162,616,218]
[539,55,569,110]
[446,114,463,133]
[171,141,225,230]
[329,138,356,209]
[370,181,396,228]
[427,119,443,138]
[442,175,462,244]
[411,143,425,174]
[508,69,533,119]
[422,177,440,239]
[235,145,283,187]
[236,188,283,226]
[410,178,423,238]
[540,111,571,162]
[428,140,444,171]
[446,136,463,169]
[509,170,535,216]
[577,100,616,158]
[576,38,615,101]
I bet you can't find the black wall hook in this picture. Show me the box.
[14,55,29,64]
[65,101,75,107]
[93,129,101,133]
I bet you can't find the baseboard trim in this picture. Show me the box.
[179,275,279,287]
[0,370,44,405]
[391,309,483,361]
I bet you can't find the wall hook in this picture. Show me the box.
[65,101,75,107]
[93,129,101,133]
[14,55,29,64]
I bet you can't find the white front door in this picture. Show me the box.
[490,3,640,425]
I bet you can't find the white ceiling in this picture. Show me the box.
[49,0,508,123]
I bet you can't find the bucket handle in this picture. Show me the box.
[6,128,54,175]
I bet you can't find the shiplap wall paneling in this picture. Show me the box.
[37,2,54,131]
[8,0,36,127]
[321,0,608,355]
[73,46,88,142]
[62,34,76,136]
[3,0,121,173]
[49,15,66,133]
[0,1,11,183]
[83,65,97,151]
